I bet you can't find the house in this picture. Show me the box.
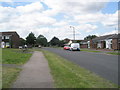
[0,31,21,48]
[80,40,90,48]
[63,38,71,43]
[63,39,82,46]
[108,34,120,50]
[90,34,120,50]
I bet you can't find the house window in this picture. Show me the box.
[118,39,120,43]
[97,43,101,48]
[2,36,4,39]
[6,42,10,47]
[5,36,9,39]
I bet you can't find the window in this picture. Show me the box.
[118,39,120,43]
[6,42,10,47]
[5,36,9,39]
[2,36,4,39]
[97,43,101,48]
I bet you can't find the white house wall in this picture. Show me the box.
[1,42,5,48]
[97,42,101,48]
[105,39,112,49]
[87,41,90,48]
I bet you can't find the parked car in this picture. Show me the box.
[63,46,70,50]
[69,43,80,51]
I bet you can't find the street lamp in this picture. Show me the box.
[70,26,75,41]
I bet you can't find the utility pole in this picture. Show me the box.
[70,26,75,41]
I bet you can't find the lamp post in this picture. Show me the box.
[70,26,75,41]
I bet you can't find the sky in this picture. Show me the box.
[0,0,119,41]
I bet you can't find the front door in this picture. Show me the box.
[103,41,106,49]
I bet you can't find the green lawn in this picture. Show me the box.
[81,49,102,53]
[2,67,21,88]
[41,49,117,88]
[107,52,120,55]
[2,49,32,65]
[2,48,32,88]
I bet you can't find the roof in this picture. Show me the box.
[1,31,19,35]
[0,31,20,39]
[80,40,89,42]
[92,34,120,41]
[108,34,120,39]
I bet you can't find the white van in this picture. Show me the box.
[69,43,80,51]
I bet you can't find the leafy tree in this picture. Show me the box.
[50,37,60,46]
[20,38,26,46]
[26,32,36,46]
[59,40,65,47]
[84,35,97,40]
[36,35,48,47]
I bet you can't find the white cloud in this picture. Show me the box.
[0,6,15,23]
[0,1,118,41]
[0,2,57,29]
[16,2,44,14]
[76,24,98,33]
[102,30,118,36]
[74,10,118,27]
[42,0,107,15]
[102,11,118,27]
[53,21,68,26]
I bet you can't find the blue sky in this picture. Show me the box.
[2,2,118,12]
[102,2,118,14]
[0,1,118,40]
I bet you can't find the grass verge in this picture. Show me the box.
[41,49,117,88]
[106,52,120,55]
[2,48,32,88]
[2,67,21,88]
[81,49,102,53]
[2,48,32,65]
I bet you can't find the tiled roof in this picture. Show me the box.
[80,40,89,42]
[108,34,120,39]
[1,31,18,36]
[92,34,119,41]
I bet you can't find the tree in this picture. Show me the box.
[50,37,60,46]
[36,35,48,47]
[26,32,36,46]
[59,40,65,47]
[84,35,97,40]
[20,38,26,46]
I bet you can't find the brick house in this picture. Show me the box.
[90,34,120,50]
[80,40,90,48]
[0,31,21,48]
[108,34,120,50]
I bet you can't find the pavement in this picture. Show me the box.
[12,51,54,88]
[43,47,118,85]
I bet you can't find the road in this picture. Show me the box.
[43,47,118,85]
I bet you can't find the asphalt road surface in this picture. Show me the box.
[43,47,118,85]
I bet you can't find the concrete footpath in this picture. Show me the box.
[12,51,54,88]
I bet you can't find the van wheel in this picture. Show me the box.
[77,49,80,51]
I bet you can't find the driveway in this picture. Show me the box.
[43,47,118,85]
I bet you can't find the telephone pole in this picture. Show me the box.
[70,26,75,41]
